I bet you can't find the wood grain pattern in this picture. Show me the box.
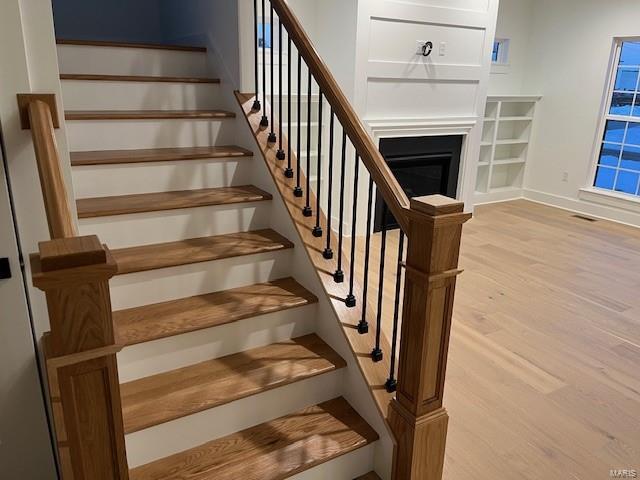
[111,229,294,275]
[259,0,411,232]
[120,334,346,433]
[70,146,253,166]
[26,99,77,239]
[349,200,640,479]
[56,38,206,52]
[76,185,272,218]
[65,110,235,121]
[39,235,106,272]
[236,93,396,423]
[34,236,128,479]
[114,277,317,346]
[129,397,378,480]
[60,74,219,84]
[17,93,60,129]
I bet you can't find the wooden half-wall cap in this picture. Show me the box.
[17,93,60,130]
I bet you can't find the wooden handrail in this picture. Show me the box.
[20,93,128,478]
[25,97,77,239]
[270,0,411,233]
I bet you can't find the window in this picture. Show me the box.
[594,40,640,196]
[492,39,510,64]
[257,22,272,49]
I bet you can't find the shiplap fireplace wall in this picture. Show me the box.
[354,0,500,213]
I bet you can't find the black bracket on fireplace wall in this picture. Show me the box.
[374,135,463,232]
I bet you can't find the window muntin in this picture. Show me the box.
[594,40,640,196]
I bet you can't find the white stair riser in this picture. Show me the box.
[125,370,344,467]
[110,250,293,310]
[72,158,253,197]
[57,45,208,77]
[61,81,220,110]
[79,203,270,249]
[118,305,316,382]
[66,118,237,151]
[289,444,376,480]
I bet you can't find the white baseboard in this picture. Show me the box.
[523,188,640,229]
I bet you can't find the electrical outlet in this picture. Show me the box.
[439,42,446,56]
[562,172,569,182]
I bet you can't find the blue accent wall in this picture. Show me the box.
[52,0,167,44]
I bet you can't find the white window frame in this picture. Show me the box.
[492,39,510,65]
[587,36,640,200]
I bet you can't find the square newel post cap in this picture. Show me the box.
[31,235,117,290]
[410,194,465,216]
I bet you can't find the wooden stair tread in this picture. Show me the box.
[129,397,379,480]
[70,146,253,166]
[114,277,318,345]
[60,73,220,84]
[120,334,346,433]
[65,110,235,121]
[112,229,294,275]
[77,185,271,218]
[56,38,206,52]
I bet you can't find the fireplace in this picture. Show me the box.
[374,135,462,232]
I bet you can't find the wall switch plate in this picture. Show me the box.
[439,42,446,56]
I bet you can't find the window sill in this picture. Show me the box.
[579,187,640,213]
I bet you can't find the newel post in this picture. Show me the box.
[388,195,471,480]
[32,235,129,480]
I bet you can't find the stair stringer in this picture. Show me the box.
[231,90,395,480]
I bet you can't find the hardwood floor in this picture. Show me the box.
[350,199,640,479]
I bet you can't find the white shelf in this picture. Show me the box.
[499,116,533,122]
[495,138,529,145]
[493,158,526,166]
[475,95,541,200]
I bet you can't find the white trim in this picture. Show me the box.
[366,60,482,82]
[588,37,640,195]
[579,186,640,212]
[366,116,478,204]
[490,64,510,75]
[524,188,640,229]
[371,1,490,29]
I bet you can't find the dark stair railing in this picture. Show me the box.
[250,2,471,479]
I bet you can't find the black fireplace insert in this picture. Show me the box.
[374,135,462,232]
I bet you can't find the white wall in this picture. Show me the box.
[488,0,534,95]
[520,0,640,225]
[354,0,499,212]
[0,0,72,477]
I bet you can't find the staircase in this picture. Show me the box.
[56,39,379,479]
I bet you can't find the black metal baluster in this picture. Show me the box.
[268,3,276,143]
[333,131,347,283]
[285,37,293,178]
[312,92,323,237]
[323,110,335,260]
[276,20,285,160]
[385,230,405,393]
[260,0,268,126]
[252,0,261,111]
[371,202,388,362]
[303,70,313,217]
[345,154,359,308]
[357,177,374,335]
[294,52,303,197]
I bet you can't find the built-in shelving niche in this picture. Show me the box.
[475,95,542,204]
